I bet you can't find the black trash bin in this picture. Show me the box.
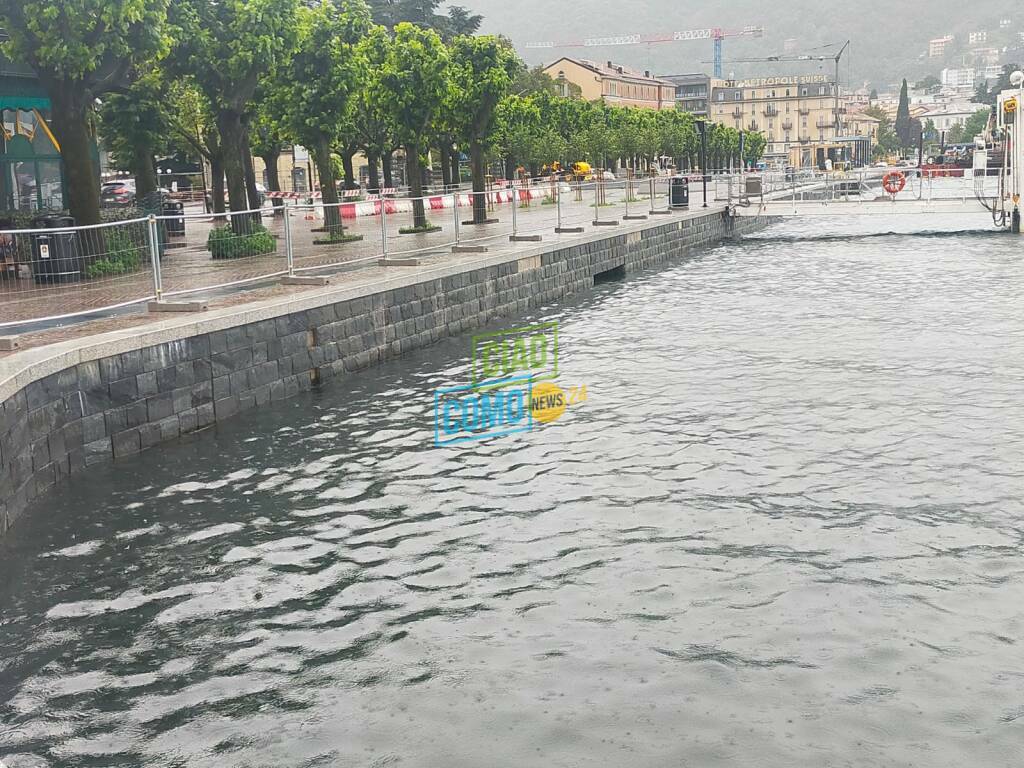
[669,176,689,209]
[31,215,82,284]
[163,200,185,236]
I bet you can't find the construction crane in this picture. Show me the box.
[714,41,851,132]
[522,26,765,78]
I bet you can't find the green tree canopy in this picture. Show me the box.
[448,34,520,221]
[169,0,300,218]
[0,0,170,224]
[277,0,372,235]
[372,21,450,228]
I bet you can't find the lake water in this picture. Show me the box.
[2,213,1023,767]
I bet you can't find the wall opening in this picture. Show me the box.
[593,264,625,283]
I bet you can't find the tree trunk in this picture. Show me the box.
[406,144,427,229]
[366,149,381,194]
[504,156,514,181]
[313,135,344,238]
[470,140,488,224]
[132,141,158,201]
[382,151,394,189]
[450,148,460,189]
[216,109,250,231]
[242,131,260,212]
[47,83,101,227]
[341,149,357,190]
[260,150,283,213]
[439,143,453,190]
[210,154,226,215]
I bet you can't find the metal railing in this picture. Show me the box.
[0,177,685,330]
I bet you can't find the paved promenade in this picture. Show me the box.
[0,185,700,354]
[1,187,712,358]
[0,183,684,330]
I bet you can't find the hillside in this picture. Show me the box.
[451,0,1023,90]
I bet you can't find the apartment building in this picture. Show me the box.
[929,36,954,58]
[710,74,845,166]
[660,73,711,117]
[542,58,676,110]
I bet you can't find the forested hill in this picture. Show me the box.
[452,0,1023,89]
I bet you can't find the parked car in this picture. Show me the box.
[101,179,135,207]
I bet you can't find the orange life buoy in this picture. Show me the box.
[882,171,906,195]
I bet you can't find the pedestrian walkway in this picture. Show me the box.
[0,181,681,329]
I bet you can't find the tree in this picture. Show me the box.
[742,131,766,166]
[915,74,941,93]
[973,80,991,106]
[0,0,170,225]
[99,71,169,200]
[249,96,288,212]
[448,35,520,223]
[373,22,451,230]
[164,81,225,213]
[369,0,480,38]
[976,64,1022,106]
[512,65,564,98]
[895,78,912,149]
[170,0,300,225]
[948,108,991,144]
[277,0,372,239]
[353,26,399,192]
[865,106,899,159]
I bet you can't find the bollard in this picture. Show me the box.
[623,170,647,221]
[592,179,619,227]
[282,201,295,277]
[554,177,584,234]
[380,197,388,258]
[511,186,518,237]
[147,215,163,302]
[452,191,460,246]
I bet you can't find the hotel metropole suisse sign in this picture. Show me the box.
[723,75,830,88]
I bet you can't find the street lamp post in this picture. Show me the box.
[697,119,708,208]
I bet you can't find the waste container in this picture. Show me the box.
[669,176,689,209]
[31,215,82,284]
[162,200,186,236]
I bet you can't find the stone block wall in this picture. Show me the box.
[0,211,769,535]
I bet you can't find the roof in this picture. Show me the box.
[544,57,674,86]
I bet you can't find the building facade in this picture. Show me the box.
[929,36,954,58]
[661,73,711,117]
[542,58,676,110]
[710,75,853,167]
[0,51,65,213]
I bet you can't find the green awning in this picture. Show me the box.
[0,95,49,110]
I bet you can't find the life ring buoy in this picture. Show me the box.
[882,171,906,195]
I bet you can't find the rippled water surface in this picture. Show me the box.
[2,214,1024,767]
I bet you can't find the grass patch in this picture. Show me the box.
[85,226,144,278]
[399,223,442,234]
[541,197,557,205]
[313,233,364,245]
[207,224,277,259]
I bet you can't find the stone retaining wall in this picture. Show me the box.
[0,211,769,535]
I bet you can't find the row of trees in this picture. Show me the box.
[0,0,767,234]
[494,92,765,179]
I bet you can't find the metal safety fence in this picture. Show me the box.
[0,177,681,330]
